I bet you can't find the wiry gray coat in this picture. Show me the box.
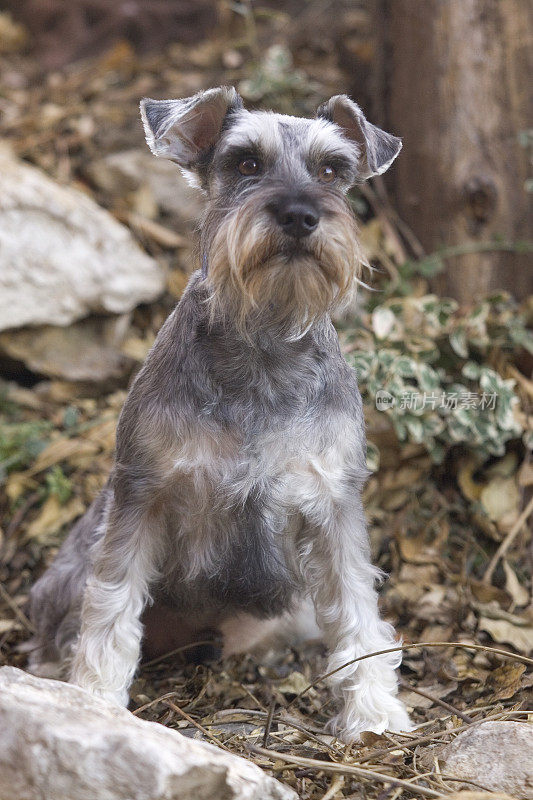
[27,87,411,741]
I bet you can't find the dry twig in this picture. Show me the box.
[398,679,474,724]
[0,581,34,634]
[164,699,231,752]
[287,641,533,710]
[249,744,445,798]
[483,494,533,584]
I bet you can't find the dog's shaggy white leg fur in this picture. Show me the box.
[294,459,411,741]
[69,505,160,705]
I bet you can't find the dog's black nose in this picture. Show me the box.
[274,199,319,238]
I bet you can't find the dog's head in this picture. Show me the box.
[141,87,401,335]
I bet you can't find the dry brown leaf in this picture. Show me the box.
[0,619,22,634]
[25,495,85,542]
[453,652,488,683]
[359,730,388,746]
[5,473,38,503]
[485,453,519,479]
[480,477,520,522]
[479,616,533,655]
[358,218,383,263]
[381,488,410,511]
[496,507,521,533]
[167,269,190,299]
[121,335,155,362]
[3,384,44,410]
[397,520,448,564]
[420,624,455,643]
[28,437,100,476]
[389,581,425,603]
[458,458,483,502]
[276,671,312,696]
[471,511,503,542]
[382,465,424,490]
[130,184,158,219]
[398,563,440,586]
[36,382,81,404]
[82,419,117,451]
[0,317,133,383]
[398,690,434,709]
[0,12,28,53]
[486,663,526,701]
[469,580,511,608]
[518,460,533,487]
[503,560,529,608]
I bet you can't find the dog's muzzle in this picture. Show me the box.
[269,196,320,239]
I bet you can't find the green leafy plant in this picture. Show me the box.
[45,465,73,504]
[0,420,52,483]
[343,264,531,465]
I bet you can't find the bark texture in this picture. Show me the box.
[374,0,532,303]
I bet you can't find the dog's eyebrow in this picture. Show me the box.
[218,112,282,159]
[308,148,354,168]
[219,141,263,160]
[307,122,358,163]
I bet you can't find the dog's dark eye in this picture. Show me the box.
[238,158,260,176]
[318,165,336,183]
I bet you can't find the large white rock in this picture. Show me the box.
[0,667,295,800]
[440,721,533,799]
[0,149,165,332]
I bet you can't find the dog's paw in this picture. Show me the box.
[69,677,130,707]
[330,696,413,743]
[89,686,130,707]
[384,698,413,734]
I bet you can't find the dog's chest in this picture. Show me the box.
[157,421,355,616]
[168,416,352,508]
[146,311,364,615]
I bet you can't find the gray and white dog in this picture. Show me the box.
[27,86,411,740]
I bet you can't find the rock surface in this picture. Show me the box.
[86,148,205,226]
[440,721,533,799]
[0,149,165,332]
[0,667,295,800]
[0,315,134,382]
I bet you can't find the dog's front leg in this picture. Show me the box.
[69,497,161,706]
[298,488,411,741]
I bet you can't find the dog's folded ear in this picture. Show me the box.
[140,86,242,168]
[317,95,402,180]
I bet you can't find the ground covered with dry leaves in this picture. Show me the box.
[0,7,532,799]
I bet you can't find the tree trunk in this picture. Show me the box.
[374,0,532,304]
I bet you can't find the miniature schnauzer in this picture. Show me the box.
[27,86,411,740]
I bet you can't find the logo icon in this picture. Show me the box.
[375,390,395,411]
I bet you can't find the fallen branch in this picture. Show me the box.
[164,699,231,752]
[0,581,34,634]
[398,679,473,723]
[483,494,533,584]
[286,641,533,710]
[249,744,445,798]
